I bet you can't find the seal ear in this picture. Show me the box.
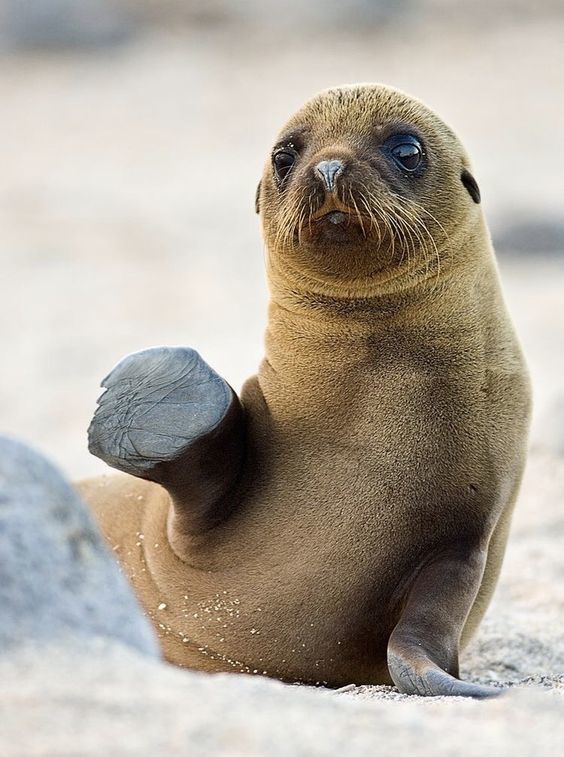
[255,181,261,214]
[461,169,480,204]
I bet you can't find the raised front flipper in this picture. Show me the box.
[387,543,503,699]
[88,346,246,536]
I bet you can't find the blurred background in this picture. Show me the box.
[0,0,563,477]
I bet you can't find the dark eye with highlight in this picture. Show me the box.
[273,150,297,183]
[383,134,425,173]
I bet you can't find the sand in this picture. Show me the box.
[0,639,562,757]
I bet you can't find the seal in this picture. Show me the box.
[81,84,531,697]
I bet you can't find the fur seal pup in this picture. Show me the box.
[81,84,531,698]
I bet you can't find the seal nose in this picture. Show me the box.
[315,159,344,192]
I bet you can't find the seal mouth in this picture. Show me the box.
[310,208,371,233]
[313,210,351,226]
[316,210,365,226]
[304,207,374,246]
[283,192,386,248]
[325,210,347,225]
[310,197,371,231]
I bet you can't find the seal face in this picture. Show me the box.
[257,85,482,295]
[84,84,531,698]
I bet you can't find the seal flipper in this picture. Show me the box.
[88,346,246,536]
[387,544,503,699]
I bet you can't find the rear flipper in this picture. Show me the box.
[88,346,246,536]
[387,544,503,699]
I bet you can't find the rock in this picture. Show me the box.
[0,435,158,657]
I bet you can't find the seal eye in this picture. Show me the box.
[383,134,425,174]
[391,142,422,171]
[273,150,296,183]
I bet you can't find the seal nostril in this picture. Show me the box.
[315,159,344,192]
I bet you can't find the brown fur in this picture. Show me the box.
[79,84,531,688]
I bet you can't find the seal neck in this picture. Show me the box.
[261,251,496,393]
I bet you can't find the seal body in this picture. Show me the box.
[81,84,531,695]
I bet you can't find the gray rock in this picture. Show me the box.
[0,435,158,657]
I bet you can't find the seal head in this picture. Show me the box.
[257,84,482,298]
